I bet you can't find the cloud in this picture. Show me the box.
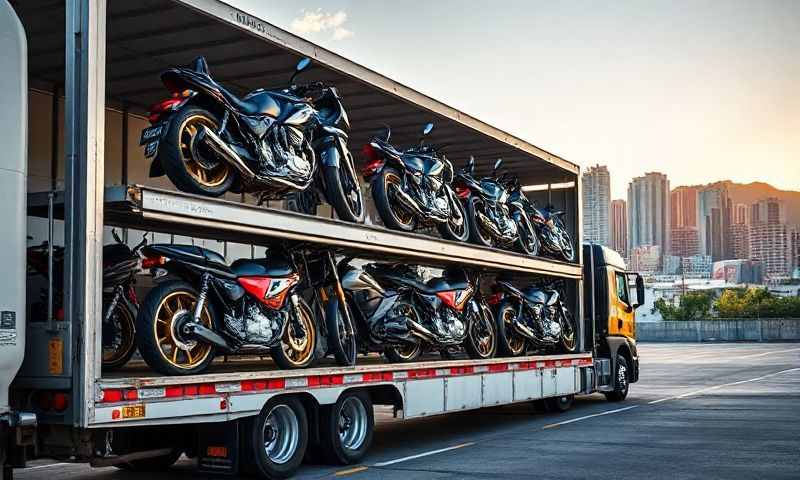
[291,9,354,41]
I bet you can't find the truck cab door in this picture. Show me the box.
[608,269,635,339]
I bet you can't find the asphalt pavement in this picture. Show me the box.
[16,343,800,479]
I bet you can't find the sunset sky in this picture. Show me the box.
[230,0,800,198]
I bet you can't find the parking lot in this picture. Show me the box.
[17,343,800,479]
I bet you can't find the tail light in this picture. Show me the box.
[33,390,70,413]
[361,144,384,177]
[141,256,167,269]
[146,90,191,123]
[455,186,471,199]
[486,292,503,305]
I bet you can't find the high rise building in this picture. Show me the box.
[729,223,750,259]
[790,227,800,278]
[610,199,627,258]
[748,198,789,281]
[669,186,700,258]
[734,203,748,225]
[582,165,611,246]
[698,183,732,261]
[627,172,670,266]
[629,245,662,274]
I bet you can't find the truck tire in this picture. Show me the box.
[244,397,308,479]
[318,390,374,465]
[117,449,183,472]
[604,355,630,402]
[544,394,574,413]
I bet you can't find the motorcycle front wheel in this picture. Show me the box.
[464,302,497,360]
[516,215,541,257]
[559,307,578,353]
[372,167,417,231]
[159,106,235,197]
[383,343,422,363]
[325,296,357,366]
[322,152,365,223]
[101,299,137,371]
[272,297,317,369]
[465,196,494,247]
[436,190,470,242]
[135,280,216,376]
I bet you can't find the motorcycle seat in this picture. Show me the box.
[230,257,294,277]
[189,56,268,116]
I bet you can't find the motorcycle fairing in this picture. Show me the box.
[237,273,299,310]
[435,286,474,312]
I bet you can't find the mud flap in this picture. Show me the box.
[197,421,240,475]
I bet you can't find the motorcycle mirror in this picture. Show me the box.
[382,124,391,141]
[289,57,312,85]
[111,228,123,244]
[422,122,434,136]
[493,158,503,173]
[466,156,475,174]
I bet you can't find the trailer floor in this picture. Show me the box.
[17,343,800,479]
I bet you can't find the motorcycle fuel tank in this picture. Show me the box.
[240,90,281,118]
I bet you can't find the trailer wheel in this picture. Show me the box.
[319,390,374,465]
[604,355,629,402]
[117,449,183,472]
[245,397,308,479]
[544,394,574,413]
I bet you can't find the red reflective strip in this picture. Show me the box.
[267,379,285,389]
[307,376,320,387]
[450,366,475,375]
[184,385,198,396]
[164,386,182,397]
[382,371,394,381]
[488,364,508,372]
[409,368,435,378]
[242,380,268,391]
[102,390,122,403]
[544,360,557,368]
[198,384,216,395]
[363,372,385,382]
[124,389,138,401]
[559,359,573,367]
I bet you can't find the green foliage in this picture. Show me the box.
[654,292,713,320]
[715,288,800,318]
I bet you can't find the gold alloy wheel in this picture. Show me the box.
[474,306,495,357]
[561,314,577,351]
[384,171,415,226]
[179,114,231,188]
[102,302,136,364]
[503,308,526,355]
[280,304,316,367]
[153,290,214,370]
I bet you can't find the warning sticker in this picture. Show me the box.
[0,311,16,346]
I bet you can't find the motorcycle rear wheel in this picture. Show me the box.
[372,167,417,231]
[159,106,235,197]
[325,297,357,366]
[436,190,469,242]
[494,301,528,357]
[271,298,317,369]
[135,280,216,376]
[560,308,577,353]
[516,216,541,257]
[384,343,422,363]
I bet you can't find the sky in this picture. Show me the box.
[228,0,800,199]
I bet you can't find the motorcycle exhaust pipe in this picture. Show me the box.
[406,318,437,342]
[389,183,427,218]
[184,321,232,350]
[199,125,257,180]
[512,320,537,340]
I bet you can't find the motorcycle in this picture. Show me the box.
[26,230,145,370]
[489,279,577,356]
[524,201,575,262]
[136,244,318,375]
[140,56,364,223]
[361,123,469,242]
[454,157,538,255]
[323,255,496,365]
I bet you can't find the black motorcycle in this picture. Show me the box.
[526,202,574,262]
[489,279,577,356]
[361,124,468,241]
[323,256,496,365]
[27,230,145,370]
[140,56,364,223]
[454,157,538,255]
[136,244,318,375]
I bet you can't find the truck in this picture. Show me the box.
[0,0,645,478]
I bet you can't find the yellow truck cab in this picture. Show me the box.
[583,243,645,401]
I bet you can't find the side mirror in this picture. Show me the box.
[422,122,434,136]
[382,125,391,142]
[634,274,645,309]
[493,158,503,175]
[466,156,475,174]
[289,57,312,85]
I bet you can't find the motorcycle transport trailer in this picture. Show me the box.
[1,0,642,477]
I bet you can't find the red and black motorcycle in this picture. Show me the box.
[323,257,496,365]
[136,244,318,375]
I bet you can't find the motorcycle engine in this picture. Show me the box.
[258,125,312,179]
[225,299,283,345]
[543,307,562,340]
[433,308,466,342]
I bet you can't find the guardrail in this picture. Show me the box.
[637,319,800,342]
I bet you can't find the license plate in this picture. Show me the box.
[121,404,145,419]
[144,140,159,158]
[140,124,164,145]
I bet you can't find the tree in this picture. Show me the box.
[654,292,713,320]
[714,288,800,318]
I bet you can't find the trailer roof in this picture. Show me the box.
[14,0,578,184]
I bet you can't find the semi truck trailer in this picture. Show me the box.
[0,1,644,478]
